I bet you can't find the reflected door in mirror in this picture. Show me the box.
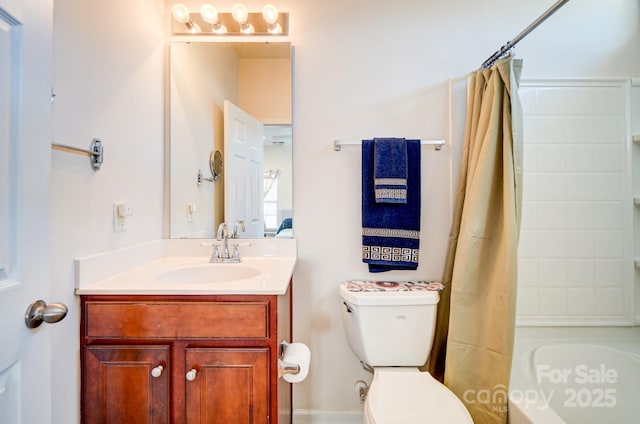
[224,100,264,238]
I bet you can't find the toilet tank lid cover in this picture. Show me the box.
[339,281,442,306]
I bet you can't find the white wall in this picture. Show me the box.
[51,0,639,422]
[51,1,165,423]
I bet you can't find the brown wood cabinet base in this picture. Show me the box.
[80,291,291,424]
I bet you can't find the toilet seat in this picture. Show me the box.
[364,368,473,424]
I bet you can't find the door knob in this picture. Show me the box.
[25,300,68,329]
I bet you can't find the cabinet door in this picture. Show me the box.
[185,348,269,424]
[84,345,170,424]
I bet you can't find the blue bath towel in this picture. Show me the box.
[362,139,421,272]
[374,138,408,203]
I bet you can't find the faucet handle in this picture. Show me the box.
[203,242,223,263]
[231,244,241,259]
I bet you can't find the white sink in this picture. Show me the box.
[154,263,261,284]
[75,238,297,295]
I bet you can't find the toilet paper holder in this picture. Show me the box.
[278,340,301,378]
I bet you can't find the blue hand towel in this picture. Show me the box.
[374,138,407,203]
[362,139,421,272]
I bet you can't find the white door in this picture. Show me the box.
[0,0,56,423]
[224,100,264,238]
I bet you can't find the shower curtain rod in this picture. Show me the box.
[481,0,571,68]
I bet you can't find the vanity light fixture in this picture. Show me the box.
[170,3,288,36]
[200,4,227,34]
[171,3,201,33]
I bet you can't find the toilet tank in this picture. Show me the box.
[339,281,440,367]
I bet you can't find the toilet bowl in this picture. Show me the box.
[363,368,472,423]
[339,281,473,423]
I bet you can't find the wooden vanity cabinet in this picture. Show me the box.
[185,347,269,422]
[80,292,291,424]
[84,345,170,423]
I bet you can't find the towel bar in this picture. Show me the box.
[333,139,445,152]
[51,138,103,171]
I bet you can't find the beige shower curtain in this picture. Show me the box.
[428,57,523,423]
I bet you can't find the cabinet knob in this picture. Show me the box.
[186,368,198,381]
[151,365,164,378]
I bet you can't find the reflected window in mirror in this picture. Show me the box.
[264,170,280,236]
[264,124,292,238]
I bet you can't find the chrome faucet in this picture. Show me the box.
[231,220,245,238]
[208,222,241,263]
[216,222,229,257]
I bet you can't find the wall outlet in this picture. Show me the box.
[113,203,133,232]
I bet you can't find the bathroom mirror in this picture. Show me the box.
[168,41,292,239]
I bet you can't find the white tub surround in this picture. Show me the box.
[517,79,634,326]
[74,238,296,295]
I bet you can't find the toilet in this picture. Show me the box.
[339,281,473,423]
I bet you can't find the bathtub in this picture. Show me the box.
[509,328,640,424]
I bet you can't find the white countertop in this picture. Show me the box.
[75,239,296,296]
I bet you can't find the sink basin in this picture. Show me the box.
[154,264,261,284]
[76,244,297,295]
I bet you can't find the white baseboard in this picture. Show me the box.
[293,410,362,424]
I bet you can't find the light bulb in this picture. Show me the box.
[262,4,279,25]
[199,4,226,33]
[231,3,249,24]
[200,4,218,24]
[171,3,190,24]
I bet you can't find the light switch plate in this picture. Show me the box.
[187,202,197,222]
[113,203,127,232]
